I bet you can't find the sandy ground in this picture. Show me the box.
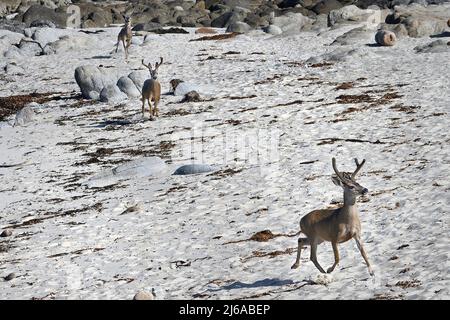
[0,24,449,300]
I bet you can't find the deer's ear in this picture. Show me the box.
[331,175,342,187]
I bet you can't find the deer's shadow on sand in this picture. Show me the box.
[430,31,450,38]
[365,43,382,47]
[87,55,113,60]
[86,112,152,129]
[207,278,297,292]
[94,119,134,127]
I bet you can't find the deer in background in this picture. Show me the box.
[291,158,374,276]
[116,14,132,60]
[141,57,163,120]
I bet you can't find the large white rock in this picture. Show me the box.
[414,39,450,53]
[117,76,141,98]
[387,3,450,37]
[128,71,148,92]
[331,26,374,46]
[43,35,90,55]
[226,21,251,33]
[271,12,313,32]
[31,27,66,47]
[307,47,366,64]
[0,30,24,57]
[328,5,380,27]
[4,62,24,74]
[263,25,282,35]
[14,106,35,126]
[74,65,117,100]
[3,46,22,59]
[99,84,128,104]
[18,39,42,56]
[174,82,201,96]
[173,164,216,175]
[85,157,168,188]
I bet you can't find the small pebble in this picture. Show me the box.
[133,290,154,300]
[1,229,12,237]
[5,273,16,281]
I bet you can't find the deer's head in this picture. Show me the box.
[142,57,163,80]
[123,15,132,27]
[331,157,368,196]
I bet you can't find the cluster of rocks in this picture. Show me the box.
[0,1,449,41]
[375,3,450,38]
[1,26,91,65]
[1,1,449,66]
[74,65,149,103]
[0,1,448,32]
[74,62,210,104]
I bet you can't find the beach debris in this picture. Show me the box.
[375,30,397,46]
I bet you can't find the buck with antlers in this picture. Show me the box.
[141,57,163,120]
[291,157,374,276]
[116,14,132,59]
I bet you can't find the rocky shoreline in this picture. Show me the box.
[1,1,449,103]
[1,1,449,33]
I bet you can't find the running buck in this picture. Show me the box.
[291,158,374,276]
[116,15,132,59]
[141,57,163,119]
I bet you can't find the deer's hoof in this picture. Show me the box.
[291,263,300,269]
[326,267,334,274]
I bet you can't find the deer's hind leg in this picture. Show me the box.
[291,237,310,269]
[310,238,326,273]
[153,99,159,117]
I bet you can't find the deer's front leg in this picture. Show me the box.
[122,40,127,59]
[153,100,159,117]
[354,234,374,276]
[310,239,326,274]
[147,99,154,121]
[126,38,131,58]
[327,241,340,273]
[141,98,146,117]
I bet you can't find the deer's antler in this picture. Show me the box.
[352,158,366,178]
[155,57,163,69]
[142,59,152,70]
[332,157,345,182]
